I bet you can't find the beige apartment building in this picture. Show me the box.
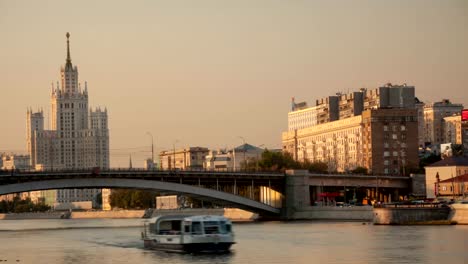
[423,99,463,146]
[284,84,418,175]
[436,174,468,199]
[159,147,209,170]
[283,116,363,172]
[443,115,463,145]
[425,156,468,199]
[283,108,418,175]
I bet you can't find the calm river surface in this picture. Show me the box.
[0,219,467,264]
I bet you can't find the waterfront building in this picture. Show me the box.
[288,99,318,131]
[361,108,419,175]
[283,84,418,174]
[203,144,265,171]
[1,154,31,170]
[26,33,109,208]
[463,121,468,157]
[423,99,463,146]
[425,156,468,199]
[436,174,468,200]
[159,147,209,170]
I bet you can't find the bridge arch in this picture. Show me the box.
[0,178,280,214]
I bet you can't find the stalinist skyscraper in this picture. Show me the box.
[27,33,109,205]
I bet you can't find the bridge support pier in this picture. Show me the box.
[283,170,310,220]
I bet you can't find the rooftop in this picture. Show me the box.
[439,174,468,183]
[426,156,468,167]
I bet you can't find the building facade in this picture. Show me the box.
[204,144,265,171]
[436,174,468,199]
[443,115,463,145]
[283,84,418,175]
[1,154,31,170]
[423,99,463,146]
[425,157,468,199]
[26,33,109,206]
[159,147,209,170]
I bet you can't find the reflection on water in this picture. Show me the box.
[0,219,467,264]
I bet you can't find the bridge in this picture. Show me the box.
[0,169,285,215]
[0,169,418,218]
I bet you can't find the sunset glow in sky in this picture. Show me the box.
[1,0,467,167]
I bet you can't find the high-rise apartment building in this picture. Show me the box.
[283,83,418,175]
[443,115,463,145]
[26,33,109,206]
[423,99,463,146]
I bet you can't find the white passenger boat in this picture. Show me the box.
[142,215,235,253]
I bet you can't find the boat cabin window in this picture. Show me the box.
[158,220,182,235]
[191,221,203,235]
[219,221,232,234]
[184,224,190,233]
[203,221,220,234]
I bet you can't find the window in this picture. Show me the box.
[384,151,390,157]
[392,134,398,140]
[191,222,202,235]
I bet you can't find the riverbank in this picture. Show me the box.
[0,208,258,222]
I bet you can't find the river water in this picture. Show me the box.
[0,219,467,264]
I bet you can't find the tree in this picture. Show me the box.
[351,167,368,175]
[109,189,158,209]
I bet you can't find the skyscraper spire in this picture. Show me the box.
[65,32,73,70]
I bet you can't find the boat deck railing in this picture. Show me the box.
[375,202,449,209]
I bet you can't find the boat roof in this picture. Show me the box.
[150,214,230,223]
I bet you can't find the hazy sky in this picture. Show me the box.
[1,0,467,167]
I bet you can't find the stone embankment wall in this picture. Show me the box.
[286,206,374,221]
[0,211,70,220]
[449,204,468,224]
[373,207,451,225]
[71,210,145,219]
[0,208,258,221]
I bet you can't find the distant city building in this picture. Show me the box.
[288,83,415,131]
[443,115,463,145]
[423,99,463,146]
[415,98,425,148]
[436,174,468,199]
[159,147,209,170]
[284,84,418,174]
[1,154,31,170]
[361,108,419,175]
[425,156,468,199]
[26,33,110,208]
[144,158,157,170]
[463,121,468,157]
[204,144,265,171]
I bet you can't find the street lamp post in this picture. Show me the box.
[238,136,246,171]
[146,132,154,169]
[256,144,265,171]
[173,140,179,170]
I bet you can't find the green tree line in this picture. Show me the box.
[109,189,158,209]
[0,197,51,213]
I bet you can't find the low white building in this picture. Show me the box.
[425,156,468,199]
[1,154,31,170]
[204,144,265,171]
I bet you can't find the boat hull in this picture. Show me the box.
[143,239,234,253]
